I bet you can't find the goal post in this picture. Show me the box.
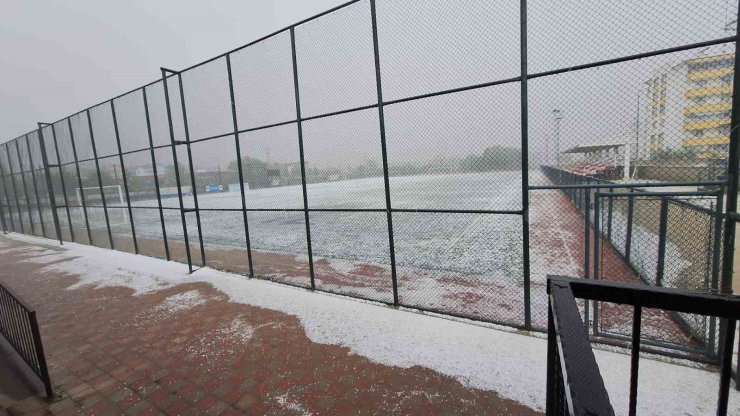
[75,185,128,227]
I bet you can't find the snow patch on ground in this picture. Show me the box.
[4,233,739,415]
[273,393,313,416]
[185,316,255,360]
[224,317,255,344]
[155,290,207,313]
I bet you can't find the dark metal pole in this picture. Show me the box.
[226,53,255,277]
[656,198,669,287]
[584,189,591,333]
[0,147,17,233]
[720,1,740,297]
[6,143,25,234]
[142,87,170,260]
[0,179,8,234]
[519,0,532,329]
[37,124,63,244]
[625,189,634,261]
[593,193,601,281]
[50,123,75,243]
[717,319,736,416]
[628,306,642,416]
[24,135,47,238]
[110,100,139,254]
[86,109,115,249]
[709,191,724,357]
[28,311,53,398]
[0,165,9,233]
[161,68,193,272]
[14,138,36,235]
[67,117,94,244]
[607,187,614,241]
[370,0,398,305]
[545,293,556,414]
[593,193,601,335]
[290,27,316,289]
[176,72,206,267]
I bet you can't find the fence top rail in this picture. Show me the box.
[549,279,615,416]
[0,280,35,313]
[530,180,727,191]
[548,276,740,319]
[594,191,721,198]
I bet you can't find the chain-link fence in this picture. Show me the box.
[0,0,738,362]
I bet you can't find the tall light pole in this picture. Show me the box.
[553,109,563,166]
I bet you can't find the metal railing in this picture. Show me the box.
[546,275,739,416]
[0,281,52,397]
[539,165,729,359]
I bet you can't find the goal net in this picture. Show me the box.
[75,185,129,228]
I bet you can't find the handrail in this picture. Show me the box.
[546,278,614,415]
[0,280,53,397]
[546,276,739,416]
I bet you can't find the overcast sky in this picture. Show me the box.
[1,0,734,176]
[0,0,344,140]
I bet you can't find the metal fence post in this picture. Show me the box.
[226,53,255,278]
[37,124,63,244]
[545,291,556,414]
[7,142,26,235]
[161,68,193,272]
[520,0,532,329]
[593,192,601,335]
[0,180,8,234]
[655,198,669,287]
[50,123,75,242]
[708,191,724,357]
[0,167,9,233]
[0,148,17,233]
[594,195,601,282]
[24,135,46,238]
[625,189,634,261]
[28,311,53,398]
[86,109,115,249]
[720,0,740,297]
[176,72,206,267]
[584,188,591,333]
[607,187,614,241]
[110,100,139,254]
[290,27,316,290]
[142,87,171,260]
[628,306,642,416]
[717,11,740,390]
[370,0,399,305]
[14,139,36,235]
[717,318,737,415]
[67,118,94,244]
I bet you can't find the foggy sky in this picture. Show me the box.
[1,0,736,180]
[0,0,345,140]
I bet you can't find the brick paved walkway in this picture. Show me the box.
[0,235,539,415]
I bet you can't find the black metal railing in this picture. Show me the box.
[0,281,53,397]
[546,275,739,416]
[539,165,728,360]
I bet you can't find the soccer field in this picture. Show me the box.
[132,170,525,275]
[89,170,532,324]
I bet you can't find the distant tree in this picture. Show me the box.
[460,145,521,172]
[227,157,269,189]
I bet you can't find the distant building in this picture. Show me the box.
[132,164,166,178]
[642,52,733,161]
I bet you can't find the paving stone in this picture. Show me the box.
[0,236,541,416]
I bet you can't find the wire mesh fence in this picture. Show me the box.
[0,0,738,362]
